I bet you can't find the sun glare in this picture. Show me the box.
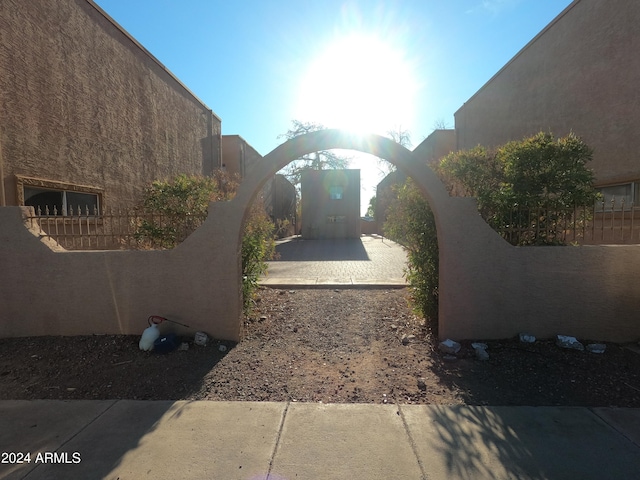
[295,34,418,135]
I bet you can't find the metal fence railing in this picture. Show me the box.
[26,205,206,250]
[25,198,640,250]
[496,199,640,246]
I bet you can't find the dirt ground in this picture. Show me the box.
[1,288,640,407]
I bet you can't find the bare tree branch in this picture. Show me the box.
[278,120,351,186]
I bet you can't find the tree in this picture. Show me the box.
[387,126,412,148]
[278,120,351,186]
[432,118,452,130]
[439,132,599,245]
[377,126,412,176]
[366,195,376,218]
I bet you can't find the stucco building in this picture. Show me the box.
[222,135,296,236]
[221,135,262,180]
[301,169,360,239]
[264,174,297,237]
[454,0,640,205]
[0,0,222,213]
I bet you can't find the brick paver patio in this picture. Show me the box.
[259,235,408,287]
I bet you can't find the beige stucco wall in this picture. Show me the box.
[301,169,361,239]
[436,198,640,342]
[413,130,456,167]
[0,206,242,341]
[2,130,640,343]
[221,135,262,179]
[0,0,221,209]
[455,0,640,186]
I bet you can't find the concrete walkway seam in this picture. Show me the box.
[589,407,640,448]
[396,402,429,480]
[266,400,290,479]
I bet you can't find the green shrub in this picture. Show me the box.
[135,174,227,248]
[383,179,438,324]
[439,132,599,245]
[241,199,276,312]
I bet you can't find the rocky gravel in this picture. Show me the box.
[1,288,640,407]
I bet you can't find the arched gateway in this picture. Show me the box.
[185,128,493,341]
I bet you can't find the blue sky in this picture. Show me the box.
[93,0,573,213]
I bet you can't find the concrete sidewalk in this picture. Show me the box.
[2,401,639,480]
[260,235,408,288]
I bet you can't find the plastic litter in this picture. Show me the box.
[140,315,191,352]
[154,333,179,354]
[139,322,160,351]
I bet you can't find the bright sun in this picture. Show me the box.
[295,34,418,135]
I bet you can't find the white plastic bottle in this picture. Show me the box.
[139,323,160,351]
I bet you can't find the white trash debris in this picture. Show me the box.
[475,349,490,361]
[556,335,584,351]
[519,333,536,343]
[194,331,209,346]
[472,342,489,361]
[586,343,606,354]
[402,334,417,345]
[139,323,160,351]
[439,339,461,354]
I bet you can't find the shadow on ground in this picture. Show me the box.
[0,335,235,401]
[406,404,640,479]
[426,338,640,408]
[273,238,370,261]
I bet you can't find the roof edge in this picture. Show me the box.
[85,0,222,122]
[454,0,580,117]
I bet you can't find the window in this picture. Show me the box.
[597,182,638,211]
[329,185,343,200]
[24,188,99,215]
[17,176,102,216]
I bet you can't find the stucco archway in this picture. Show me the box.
[208,129,474,340]
[234,129,452,238]
[175,129,505,341]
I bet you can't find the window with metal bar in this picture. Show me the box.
[597,183,635,211]
[24,187,99,216]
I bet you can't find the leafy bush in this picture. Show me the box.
[439,132,599,245]
[383,179,438,324]
[241,199,276,312]
[135,173,232,248]
[135,172,275,314]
